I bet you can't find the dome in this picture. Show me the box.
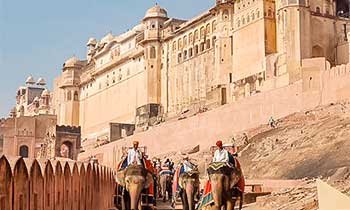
[25,75,35,85]
[41,89,49,97]
[144,4,168,19]
[87,37,97,46]
[36,78,46,86]
[64,56,80,67]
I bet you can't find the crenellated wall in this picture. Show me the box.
[0,155,115,210]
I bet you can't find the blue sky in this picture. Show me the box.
[0,0,213,117]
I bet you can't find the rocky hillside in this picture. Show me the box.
[239,101,350,180]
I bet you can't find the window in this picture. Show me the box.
[237,19,241,27]
[206,24,211,35]
[19,145,29,158]
[189,48,193,57]
[67,91,72,101]
[200,42,205,51]
[178,53,182,63]
[150,46,156,59]
[212,20,217,31]
[194,30,199,41]
[73,91,79,101]
[212,36,217,46]
[178,39,183,49]
[268,8,273,17]
[195,45,199,55]
[172,41,177,52]
[184,50,188,60]
[184,36,188,47]
[206,39,211,49]
[200,26,205,39]
[189,33,193,44]
[223,9,229,20]
[316,7,321,14]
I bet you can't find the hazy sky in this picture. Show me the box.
[0,0,214,117]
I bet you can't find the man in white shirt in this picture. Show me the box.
[127,141,143,166]
[212,140,229,163]
[183,156,196,173]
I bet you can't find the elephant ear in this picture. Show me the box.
[178,175,185,189]
[144,172,153,189]
[116,169,126,187]
[230,169,242,189]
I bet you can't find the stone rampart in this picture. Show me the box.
[0,155,115,210]
[78,58,350,170]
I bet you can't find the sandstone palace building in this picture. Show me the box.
[35,0,350,149]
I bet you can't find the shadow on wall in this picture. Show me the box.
[0,155,116,210]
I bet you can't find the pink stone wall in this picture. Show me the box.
[78,58,350,169]
[0,155,115,210]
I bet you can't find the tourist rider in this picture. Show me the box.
[127,141,143,166]
[183,155,196,173]
[212,140,230,163]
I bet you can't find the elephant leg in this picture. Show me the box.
[239,192,243,210]
[181,189,189,210]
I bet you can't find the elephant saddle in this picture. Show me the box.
[207,162,235,175]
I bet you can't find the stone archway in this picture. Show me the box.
[19,145,29,158]
[60,141,73,159]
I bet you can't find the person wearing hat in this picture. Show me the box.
[212,140,229,163]
[127,141,143,166]
[183,155,196,173]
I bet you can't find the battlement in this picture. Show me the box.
[56,125,81,134]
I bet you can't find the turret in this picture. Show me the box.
[58,56,84,126]
[276,0,312,83]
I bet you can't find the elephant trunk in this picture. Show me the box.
[185,183,195,210]
[129,184,143,210]
[211,177,223,208]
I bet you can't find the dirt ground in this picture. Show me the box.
[159,101,350,210]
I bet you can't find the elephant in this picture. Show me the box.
[116,165,153,210]
[159,173,173,202]
[207,162,242,210]
[178,171,200,210]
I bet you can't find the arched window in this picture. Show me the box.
[67,91,72,101]
[19,145,29,158]
[194,45,199,55]
[194,30,199,41]
[212,20,217,31]
[252,12,255,20]
[237,19,241,27]
[257,10,260,18]
[172,41,176,52]
[316,7,321,14]
[183,36,188,47]
[247,14,250,23]
[268,8,273,17]
[150,46,156,59]
[200,26,205,39]
[73,91,79,101]
[206,39,211,49]
[223,9,229,20]
[60,141,73,159]
[184,50,188,60]
[189,48,193,57]
[189,33,193,44]
[206,24,211,35]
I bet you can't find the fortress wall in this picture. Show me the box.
[79,59,350,169]
[0,156,115,210]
